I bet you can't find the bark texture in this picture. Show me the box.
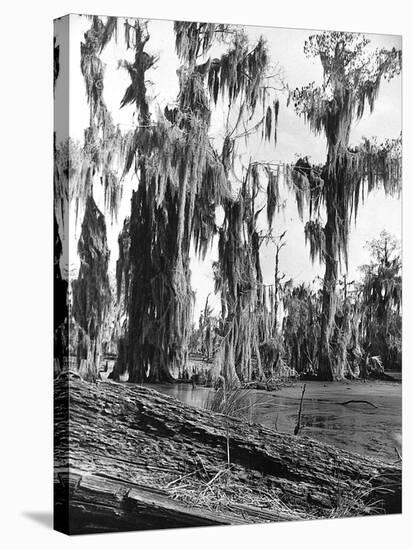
[54,379,401,534]
[319,201,339,380]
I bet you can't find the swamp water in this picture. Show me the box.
[148,380,401,462]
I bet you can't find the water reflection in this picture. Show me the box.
[147,383,213,408]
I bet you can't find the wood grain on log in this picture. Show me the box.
[54,379,401,534]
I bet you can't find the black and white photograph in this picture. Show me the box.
[2,0,412,546]
[52,13,403,535]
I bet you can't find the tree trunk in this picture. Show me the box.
[54,379,401,534]
[319,210,338,380]
[318,164,352,382]
[222,334,241,387]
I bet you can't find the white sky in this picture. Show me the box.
[57,15,402,321]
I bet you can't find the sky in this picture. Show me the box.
[57,15,402,321]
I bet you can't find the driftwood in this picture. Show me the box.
[54,379,401,534]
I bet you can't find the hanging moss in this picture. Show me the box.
[119,23,155,120]
[174,21,230,66]
[81,16,107,119]
[115,218,131,304]
[305,220,325,264]
[109,20,282,384]
[66,16,134,381]
[359,232,402,372]
[266,165,280,229]
[53,35,67,374]
[208,33,268,113]
[72,196,111,381]
[282,283,322,375]
[114,22,207,382]
[291,31,401,380]
[54,37,60,92]
[213,165,274,383]
[79,16,131,221]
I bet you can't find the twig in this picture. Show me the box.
[294,383,306,435]
[166,469,200,488]
[195,453,210,480]
[205,466,232,488]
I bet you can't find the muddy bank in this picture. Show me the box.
[149,380,401,462]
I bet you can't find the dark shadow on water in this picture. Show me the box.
[23,511,53,529]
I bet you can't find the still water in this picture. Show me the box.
[147,381,401,462]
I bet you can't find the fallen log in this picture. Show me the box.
[54,379,401,534]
